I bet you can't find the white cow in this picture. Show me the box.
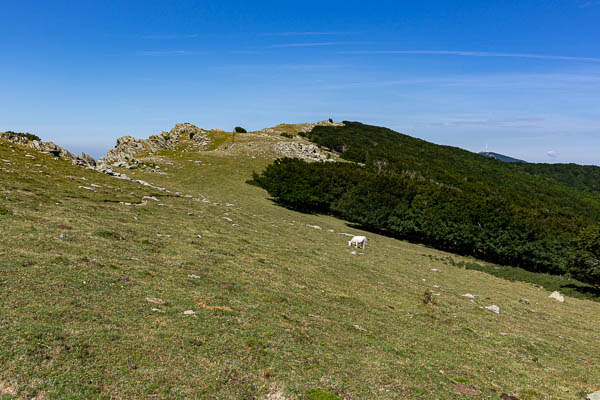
[348,235,367,249]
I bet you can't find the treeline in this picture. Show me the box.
[253,122,600,287]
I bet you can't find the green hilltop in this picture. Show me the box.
[0,123,599,399]
[255,121,600,288]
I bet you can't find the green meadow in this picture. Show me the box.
[0,133,598,399]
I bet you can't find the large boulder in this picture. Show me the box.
[97,123,208,169]
[274,141,334,162]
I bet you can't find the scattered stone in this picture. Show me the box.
[196,234,202,238]
[151,308,164,313]
[586,390,600,400]
[188,274,202,279]
[462,293,476,299]
[223,217,233,222]
[97,123,208,169]
[548,291,565,303]
[0,132,96,167]
[431,268,441,272]
[306,224,321,230]
[352,324,367,332]
[183,310,196,316]
[484,305,500,314]
[351,250,357,255]
[146,297,165,305]
[274,141,334,162]
[78,185,95,191]
[499,332,509,336]
[58,233,67,239]
[328,229,334,233]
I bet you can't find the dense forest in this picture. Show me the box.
[253,122,600,287]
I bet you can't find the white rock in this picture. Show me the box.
[188,274,202,279]
[306,224,321,230]
[431,268,441,272]
[548,291,565,303]
[223,217,233,222]
[183,310,196,315]
[462,293,476,299]
[586,391,600,400]
[484,305,500,314]
[350,250,357,255]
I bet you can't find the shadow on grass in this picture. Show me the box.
[248,182,600,302]
[455,260,600,302]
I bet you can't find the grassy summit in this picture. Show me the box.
[0,127,599,399]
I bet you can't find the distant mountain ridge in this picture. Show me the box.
[478,151,526,163]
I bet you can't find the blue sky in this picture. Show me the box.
[1,1,600,163]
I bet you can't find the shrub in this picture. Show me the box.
[569,224,600,287]
[234,126,247,133]
[253,122,600,283]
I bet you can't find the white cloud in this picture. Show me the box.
[269,42,349,48]
[135,50,207,56]
[547,150,560,158]
[142,34,199,39]
[337,50,600,63]
[260,31,350,36]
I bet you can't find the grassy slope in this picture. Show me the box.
[0,135,599,399]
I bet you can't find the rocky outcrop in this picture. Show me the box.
[97,123,209,169]
[274,141,334,162]
[298,119,344,133]
[259,120,345,136]
[0,132,96,167]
